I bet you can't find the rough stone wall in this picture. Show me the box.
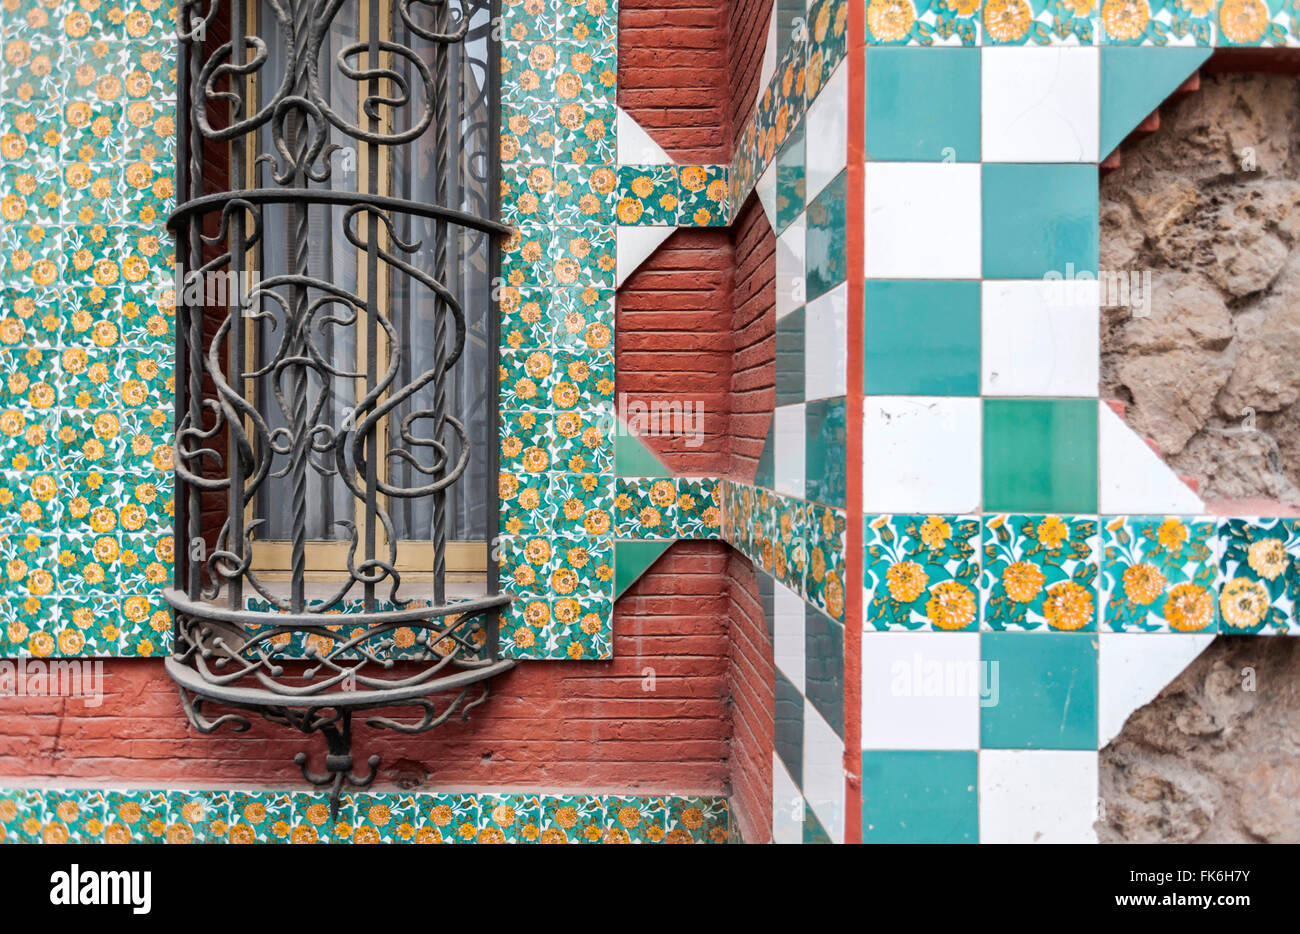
[1099,72,1300,842]
[1101,73,1300,509]
[1099,637,1300,843]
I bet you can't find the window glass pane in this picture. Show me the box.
[388,0,494,542]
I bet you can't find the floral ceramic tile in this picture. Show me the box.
[864,0,981,46]
[865,514,981,631]
[807,503,847,621]
[1218,518,1300,634]
[616,164,681,226]
[1101,516,1218,632]
[982,0,1096,44]
[1215,0,1293,45]
[982,514,1099,632]
[677,165,730,227]
[1098,0,1216,43]
[675,478,723,538]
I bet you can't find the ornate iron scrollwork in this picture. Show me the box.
[166,0,509,818]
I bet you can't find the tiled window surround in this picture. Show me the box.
[0,0,179,657]
[0,787,729,844]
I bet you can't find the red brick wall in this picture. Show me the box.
[618,0,731,163]
[0,543,733,793]
[728,193,776,481]
[725,551,773,843]
[728,0,773,153]
[616,230,735,476]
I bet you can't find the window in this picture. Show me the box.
[242,0,497,582]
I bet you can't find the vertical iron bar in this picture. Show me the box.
[228,0,247,610]
[363,0,380,613]
[172,9,193,631]
[186,1,205,602]
[430,0,449,607]
[287,0,309,613]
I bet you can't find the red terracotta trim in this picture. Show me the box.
[842,7,865,845]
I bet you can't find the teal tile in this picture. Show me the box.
[614,540,672,600]
[863,280,980,396]
[805,603,844,738]
[775,671,804,786]
[805,396,846,508]
[776,308,806,405]
[754,419,776,490]
[803,800,831,844]
[776,119,806,234]
[774,0,806,63]
[864,48,980,162]
[861,751,978,844]
[805,169,846,301]
[983,399,1098,514]
[1100,48,1210,155]
[982,164,1098,279]
[980,631,1098,750]
[615,425,669,477]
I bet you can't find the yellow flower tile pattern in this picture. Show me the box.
[0,0,177,657]
[0,787,730,844]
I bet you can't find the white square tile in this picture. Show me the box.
[774,404,806,500]
[776,213,806,320]
[804,283,847,400]
[982,47,1099,163]
[773,580,806,693]
[981,279,1100,396]
[865,163,981,279]
[863,397,981,513]
[804,60,848,202]
[861,631,982,750]
[979,749,1099,844]
[772,752,804,844]
[803,699,846,843]
[1098,632,1214,748]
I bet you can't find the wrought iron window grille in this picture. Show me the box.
[166,0,510,818]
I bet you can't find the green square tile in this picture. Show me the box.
[776,121,806,234]
[980,631,1098,750]
[983,399,1098,514]
[754,419,775,490]
[805,169,846,301]
[805,603,844,738]
[805,396,846,508]
[861,751,978,844]
[865,48,980,163]
[864,281,980,396]
[982,164,1098,279]
[776,307,805,406]
[775,670,804,787]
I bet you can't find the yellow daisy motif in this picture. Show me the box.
[1001,560,1045,603]
[1219,0,1270,42]
[1036,515,1069,549]
[1156,518,1189,552]
[886,560,928,603]
[983,0,1034,41]
[918,515,951,549]
[1042,581,1094,631]
[1219,577,1269,629]
[927,580,976,631]
[1246,537,1288,581]
[866,0,917,40]
[1122,562,1166,606]
[1164,583,1215,632]
[1102,0,1150,39]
